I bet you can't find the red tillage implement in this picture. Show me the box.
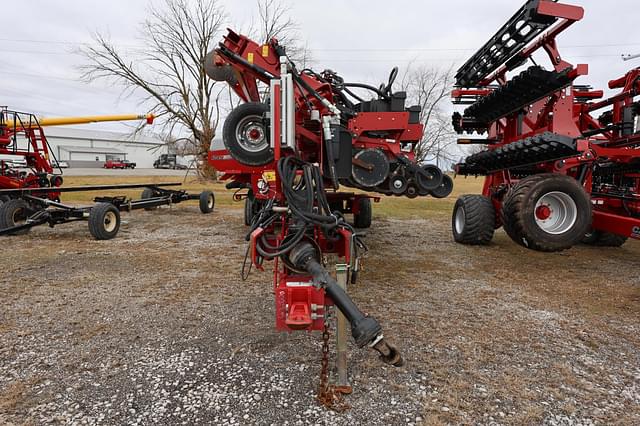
[451,0,640,251]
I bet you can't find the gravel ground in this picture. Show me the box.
[1,204,639,425]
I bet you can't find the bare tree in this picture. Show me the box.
[255,0,311,66]
[400,65,457,169]
[79,0,226,177]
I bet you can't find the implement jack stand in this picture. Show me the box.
[334,263,352,394]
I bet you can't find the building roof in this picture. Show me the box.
[45,127,164,146]
[58,145,128,155]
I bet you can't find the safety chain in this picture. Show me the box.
[316,316,350,412]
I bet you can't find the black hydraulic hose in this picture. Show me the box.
[277,156,362,245]
[291,71,327,104]
[216,44,275,81]
[343,82,387,99]
[256,226,307,259]
[341,86,365,103]
[305,259,371,335]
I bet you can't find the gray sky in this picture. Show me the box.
[1,0,637,133]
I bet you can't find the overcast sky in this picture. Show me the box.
[1,0,637,133]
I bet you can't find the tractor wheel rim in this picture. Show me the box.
[236,115,267,153]
[103,211,117,233]
[207,195,214,209]
[454,206,466,234]
[534,191,577,235]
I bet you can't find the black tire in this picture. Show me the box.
[582,230,627,247]
[416,164,443,192]
[430,175,454,199]
[199,190,215,214]
[353,198,372,229]
[141,188,158,211]
[388,175,408,195]
[88,203,120,240]
[0,198,32,235]
[223,102,273,166]
[452,195,495,245]
[204,50,238,84]
[50,175,64,187]
[502,174,592,252]
[244,197,254,226]
[244,196,262,226]
[406,184,419,199]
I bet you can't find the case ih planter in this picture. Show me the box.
[0,183,214,240]
[451,0,640,252]
[202,26,452,404]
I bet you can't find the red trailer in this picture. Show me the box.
[451,0,640,251]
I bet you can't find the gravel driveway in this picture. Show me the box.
[1,204,638,425]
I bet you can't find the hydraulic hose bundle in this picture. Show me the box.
[248,157,403,366]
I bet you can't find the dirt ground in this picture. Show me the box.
[1,177,639,425]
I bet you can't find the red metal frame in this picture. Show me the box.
[453,0,640,241]
[0,108,61,200]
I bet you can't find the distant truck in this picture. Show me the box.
[153,154,189,170]
[103,159,136,169]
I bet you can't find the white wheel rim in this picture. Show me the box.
[103,211,117,233]
[207,195,214,209]
[12,208,26,225]
[454,206,466,234]
[534,191,577,235]
[236,115,267,153]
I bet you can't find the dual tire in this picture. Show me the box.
[501,174,591,252]
[453,174,593,252]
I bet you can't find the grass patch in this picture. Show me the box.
[57,174,484,217]
[58,175,239,208]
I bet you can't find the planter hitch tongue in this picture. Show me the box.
[288,242,404,367]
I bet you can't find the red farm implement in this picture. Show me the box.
[203,28,455,401]
[451,0,640,252]
[0,108,215,239]
[0,108,154,203]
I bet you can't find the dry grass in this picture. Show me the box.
[57,175,234,207]
[0,377,42,413]
[56,174,483,215]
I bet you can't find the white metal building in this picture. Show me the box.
[44,127,166,168]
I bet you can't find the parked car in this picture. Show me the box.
[103,159,136,169]
[56,161,69,168]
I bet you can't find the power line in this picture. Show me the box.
[0,36,639,52]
